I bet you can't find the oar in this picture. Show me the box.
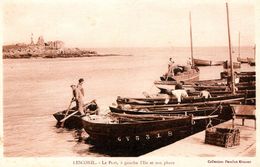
[60,110,79,123]
[60,100,74,127]
[63,100,74,120]
[60,100,97,124]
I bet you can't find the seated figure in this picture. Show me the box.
[199,90,212,99]
[171,84,188,104]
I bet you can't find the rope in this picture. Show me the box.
[206,119,213,129]
[208,102,223,116]
[206,102,224,129]
[211,117,226,123]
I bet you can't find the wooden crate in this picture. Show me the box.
[205,127,240,147]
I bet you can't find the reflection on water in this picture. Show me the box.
[3,47,254,156]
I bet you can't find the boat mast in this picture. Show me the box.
[238,32,240,58]
[189,12,194,67]
[226,3,235,94]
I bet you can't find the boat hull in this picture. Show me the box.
[223,61,241,69]
[116,92,256,107]
[220,71,255,82]
[82,115,192,148]
[247,58,255,66]
[53,102,98,129]
[194,58,224,66]
[109,106,222,117]
[237,57,249,63]
[53,113,82,129]
[160,67,199,82]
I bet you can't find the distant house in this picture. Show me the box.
[45,40,64,49]
[53,40,64,49]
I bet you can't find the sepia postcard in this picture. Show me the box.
[0,0,259,166]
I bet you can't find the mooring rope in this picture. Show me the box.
[205,102,225,129]
[208,102,223,116]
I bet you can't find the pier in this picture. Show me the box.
[142,119,256,157]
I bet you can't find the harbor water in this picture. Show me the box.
[3,47,255,157]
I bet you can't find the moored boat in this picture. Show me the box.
[109,105,223,116]
[193,58,211,66]
[109,107,233,131]
[160,66,200,82]
[193,58,224,66]
[53,101,99,129]
[247,58,255,66]
[116,91,255,108]
[223,60,241,69]
[82,114,192,148]
[155,78,226,85]
[155,82,255,93]
[166,87,255,96]
[220,71,255,82]
[237,57,248,63]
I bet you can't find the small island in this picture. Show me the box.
[3,34,131,59]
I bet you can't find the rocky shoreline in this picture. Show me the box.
[3,45,131,59]
[3,34,131,59]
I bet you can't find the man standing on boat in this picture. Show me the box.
[77,78,85,97]
[187,57,192,66]
[168,58,175,73]
[68,79,86,142]
[76,78,85,116]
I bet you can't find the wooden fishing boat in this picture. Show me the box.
[223,60,241,69]
[154,78,226,86]
[193,58,224,66]
[109,105,223,116]
[188,89,255,96]
[247,58,255,66]
[116,92,255,108]
[154,78,227,93]
[109,106,233,130]
[155,82,255,93]
[160,66,200,82]
[82,104,234,149]
[109,112,221,123]
[220,71,255,82]
[193,58,211,66]
[82,114,193,148]
[53,101,99,129]
[156,70,255,88]
[237,57,248,63]
[183,84,255,91]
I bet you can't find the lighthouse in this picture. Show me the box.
[30,33,34,45]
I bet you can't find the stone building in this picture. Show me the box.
[46,40,64,49]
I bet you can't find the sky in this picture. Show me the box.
[2,0,256,48]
